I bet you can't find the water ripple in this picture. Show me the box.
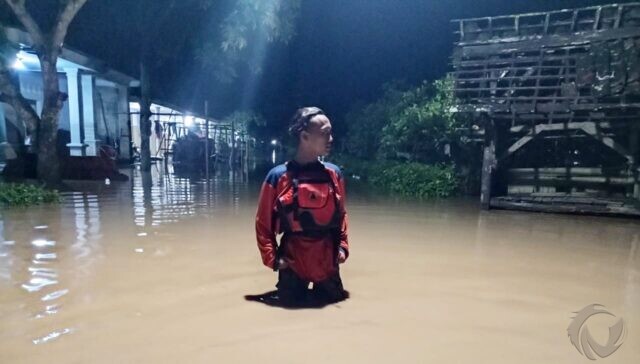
[41,289,69,302]
[32,328,73,345]
[22,277,59,292]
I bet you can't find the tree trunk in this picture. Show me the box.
[480,115,496,210]
[3,0,88,186]
[0,64,40,136]
[230,118,236,168]
[139,58,152,172]
[37,53,62,186]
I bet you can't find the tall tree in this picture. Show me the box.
[199,0,300,168]
[0,0,88,186]
[129,0,197,172]
[100,0,299,172]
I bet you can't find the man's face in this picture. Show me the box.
[300,115,333,157]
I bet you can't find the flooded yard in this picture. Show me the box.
[1,168,638,363]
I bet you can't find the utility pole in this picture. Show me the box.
[204,101,210,180]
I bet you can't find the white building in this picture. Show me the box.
[1,27,243,169]
[0,27,137,162]
[129,100,235,162]
[129,101,209,159]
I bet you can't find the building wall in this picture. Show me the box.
[129,102,141,153]
[117,86,131,161]
[0,69,131,161]
[14,71,70,135]
[95,83,118,145]
[95,80,131,161]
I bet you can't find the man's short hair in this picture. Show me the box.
[288,107,325,139]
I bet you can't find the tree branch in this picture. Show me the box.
[0,60,40,133]
[144,0,178,45]
[51,0,88,52]
[3,0,45,48]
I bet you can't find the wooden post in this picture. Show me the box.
[631,123,639,199]
[494,120,509,196]
[204,101,210,180]
[481,115,497,210]
[614,5,623,29]
[230,119,236,169]
[593,7,602,30]
[244,137,249,171]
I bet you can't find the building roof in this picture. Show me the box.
[4,27,139,87]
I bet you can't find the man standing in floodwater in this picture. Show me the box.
[255,107,349,306]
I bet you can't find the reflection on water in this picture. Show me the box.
[131,165,253,227]
[32,327,73,345]
[0,165,254,351]
[0,165,639,363]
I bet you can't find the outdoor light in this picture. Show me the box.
[12,56,26,70]
[271,139,277,146]
[185,115,195,127]
[12,50,39,70]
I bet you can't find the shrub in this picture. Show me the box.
[331,154,458,198]
[0,182,60,206]
[370,163,458,198]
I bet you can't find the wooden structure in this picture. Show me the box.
[451,3,640,216]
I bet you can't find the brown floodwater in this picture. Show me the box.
[1,167,638,363]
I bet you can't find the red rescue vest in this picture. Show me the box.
[276,162,343,235]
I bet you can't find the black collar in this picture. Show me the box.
[286,159,324,173]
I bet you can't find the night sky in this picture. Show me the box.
[5,0,637,137]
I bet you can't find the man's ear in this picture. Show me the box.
[300,130,309,142]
